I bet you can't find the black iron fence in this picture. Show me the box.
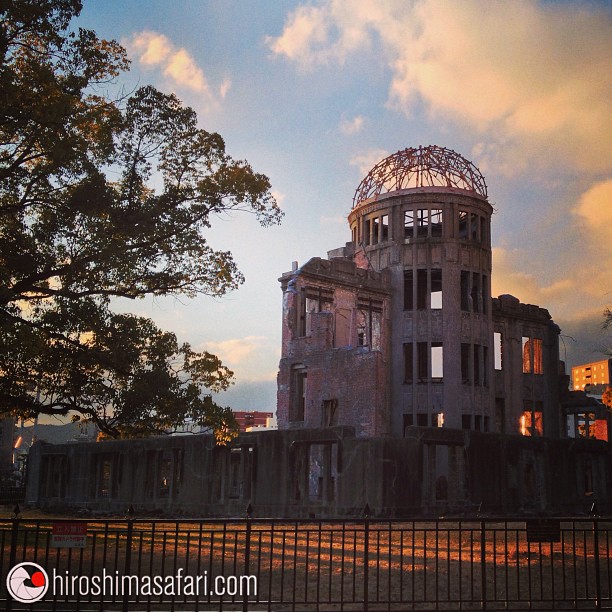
[1,512,611,611]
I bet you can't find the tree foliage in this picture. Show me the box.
[0,0,282,440]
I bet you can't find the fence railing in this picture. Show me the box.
[1,512,611,611]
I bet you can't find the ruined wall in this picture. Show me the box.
[493,295,561,438]
[277,258,391,437]
[26,427,612,517]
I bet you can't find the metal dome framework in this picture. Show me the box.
[353,145,487,207]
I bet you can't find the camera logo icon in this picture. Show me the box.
[6,562,49,603]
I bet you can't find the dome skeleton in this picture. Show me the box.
[353,145,488,207]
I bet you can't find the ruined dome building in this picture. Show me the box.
[278,146,561,439]
[26,145,610,517]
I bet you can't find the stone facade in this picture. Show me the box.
[277,148,562,441]
[26,427,612,516]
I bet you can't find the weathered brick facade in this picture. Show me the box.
[277,257,391,437]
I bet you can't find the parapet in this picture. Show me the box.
[280,256,391,293]
[493,294,553,324]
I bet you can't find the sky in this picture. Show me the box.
[73,0,612,412]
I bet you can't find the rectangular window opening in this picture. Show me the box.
[494,332,503,370]
[520,401,543,436]
[404,270,414,310]
[459,210,468,239]
[471,273,481,313]
[404,343,413,383]
[482,275,489,314]
[470,212,479,241]
[404,210,414,239]
[365,218,371,245]
[431,269,442,309]
[461,343,471,384]
[461,271,470,312]
[533,338,543,374]
[356,311,367,347]
[480,217,487,245]
[416,209,428,237]
[292,369,307,422]
[417,342,428,381]
[416,269,427,310]
[381,214,389,241]
[483,346,489,387]
[522,337,531,374]
[431,342,443,381]
[431,209,443,237]
[356,303,382,350]
[322,399,338,427]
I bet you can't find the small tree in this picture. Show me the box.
[0,1,282,440]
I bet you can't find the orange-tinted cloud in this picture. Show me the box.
[127,31,229,104]
[268,0,612,174]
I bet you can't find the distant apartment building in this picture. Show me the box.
[172,411,276,435]
[572,358,612,394]
[233,411,275,432]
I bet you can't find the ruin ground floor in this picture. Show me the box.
[26,427,612,517]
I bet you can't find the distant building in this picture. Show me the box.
[171,411,276,435]
[233,411,275,432]
[572,358,612,394]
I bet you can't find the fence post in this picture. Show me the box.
[480,520,487,611]
[6,505,20,612]
[122,505,135,612]
[363,503,370,612]
[243,504,253,612]
[593,518,602,611]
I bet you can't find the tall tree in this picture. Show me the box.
[0,0,282,440]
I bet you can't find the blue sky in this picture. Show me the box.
[74,0,612,411]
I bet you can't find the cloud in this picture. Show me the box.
[201,336,278,382]
[340,115,365,135]
[491,247,576,312]
[204,335,267,366]
[492,227,612,323]
[268,0,612,174]
[271,190,286,205]
[574,179,612,243]
[219,78,232,100]
[265,4,345,66]
[350,148,389,177]
[127,31,227,101]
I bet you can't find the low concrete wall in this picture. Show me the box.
[25,427,612,517]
